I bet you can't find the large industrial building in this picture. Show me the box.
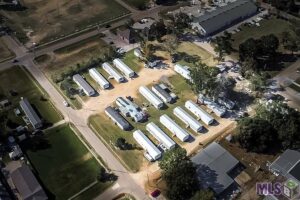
[191,0,257,36]
[102,62,125,83]
[133,130,162,161]
[72,74,95,96]
[146,122,176,150]
[185,100,214,125]
[88,68,110,89]
[139,86,164,109]
[160,114,190,142]
[113,58,135,78]
[19,98,42,129]
[173,107,204,133]
[105,106,131,130]
[116,97,145,122]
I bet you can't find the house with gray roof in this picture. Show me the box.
[192,142,241,195]
[73,74,95,97]
[105,106,131,130]
[19,98,42,129]
[11,165,47,200]
[191,0,257,36]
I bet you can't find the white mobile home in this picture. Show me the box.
[133,130,162,161]
[72,74,95,96]
[207,103,226,117]
[185,100,214,125]
[146,122,176,150]
[173,107,204,133]
[174,64,191,81]
[89,68,110,89]
[152,84,173,103]
[139,86,164,109]
[159,114,190,142]
[102,62,125,83]
[113,58,135,78]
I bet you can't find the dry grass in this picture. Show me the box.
[0,38,15,61]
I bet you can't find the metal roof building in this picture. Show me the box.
[102,62,125,83]
[113,58,135,78]
[207,103,226,117]
[191,0,257,36]
[185,100,214,125]
[174,64,192,81]
[152,84,173,103]
[116,97,144,122]
[105,106,130,130]
[146,122,176,150]
[11,165,47,200]
[73,74,95,96]
[159,114,190,142]
[139,86,164,109]
[173,107,204,133]
[89,68,110,89]
[192,142,240,195]
[133,130,162,161]
[19,98,42,129]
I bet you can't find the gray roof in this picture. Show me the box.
[19,98,42,129]
[192,142,239,194]
[193,0,257,35]
[105,106,130,130]
[72,74,95,95]
[153,84,172,102]
[11,165,47,200]
[270,149,300,181]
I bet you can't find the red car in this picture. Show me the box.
[150,189,161,198]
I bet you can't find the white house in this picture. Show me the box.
[173,107,204,133]
[174,64,192,81]
[102,62,125,83]
[89,68,110,89]
[113,58,135,78]
[139,86,164,109]
[185,100,214,125]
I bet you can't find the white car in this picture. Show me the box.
[63,101,69,107]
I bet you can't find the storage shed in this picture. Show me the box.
[113,58,135,78]
[105,106,130,130]
[159,114,190,142]
[102,62,125,83]
[146,122,176,150]
[139,86,164,109]
[73,74,95,96]
[89,68,110,89]
[133,130,161,161]
[173,107,204,133]
[185,100,214,125]
[152,84,173,103]
[174,64,191,81]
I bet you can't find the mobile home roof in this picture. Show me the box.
[105,106,130,130]
[19,98,42,128]
[73,74,95,96]
[173,107,203,132]
[152,84,172,103]
[174,64,191,80]
[113,58,135,78]
[139,86,164,109]
[102,62,124,82]
[185,100,214,125]
[89,68,110,89]
[146,122,176,149]
[133,130,161,160]
[160,114,190,142]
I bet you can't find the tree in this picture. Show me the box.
[249,73,268,92]
[173,12,191,30]
[159,148,199,200]
[115,137,132,150]
[236,117,275,153]
[190,190,214,200]
[213,33,233,60]
[239,38,258,62]
[260,34,279,59]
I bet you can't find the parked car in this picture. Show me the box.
[150,189,161,198]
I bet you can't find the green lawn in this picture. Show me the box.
[231,18,295,49]
[0,38,15,62]
[25,124,111,200]
[122,50,144,72]
[89,74,199,172]
[0,66,62,125]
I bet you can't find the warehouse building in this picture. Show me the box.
[19,98,42,129]
[89,68,110,89]
[152,84,173,103]
[133,130,162,161]
[174,64,192,81]
[191,0,257,36]
[105,106,130,130]
[173,107,204,133]
[185,100,214,125]
[160,114,190,142]
[72,74,95,96]
[139,86,164,109]
[102,62,125,83]
[113,58,135,78]
[116,97,145,122]
[146,122,176,150]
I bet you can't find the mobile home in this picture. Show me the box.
[113,58,135,78]
[102,62,125,83]
[173,107,204,133]
[89,68,110,89]
[185,100,214,125]
[139,86,164,109]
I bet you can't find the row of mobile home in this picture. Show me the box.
[73,74,95,96]
[105,106,130,130]
[102,62,125,83]
[139,86,164,109]
[173,107,204,133]
[185,100,214,125]
[89,68,110,89]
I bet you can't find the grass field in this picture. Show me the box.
[1,0,129,44]
[231,18,295,49]
[25,124,111,200]
[0,66,62,125]
[0,38,15,62]
[89,74,200,172]
[122,50,144,72]
[123,0,149,9]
